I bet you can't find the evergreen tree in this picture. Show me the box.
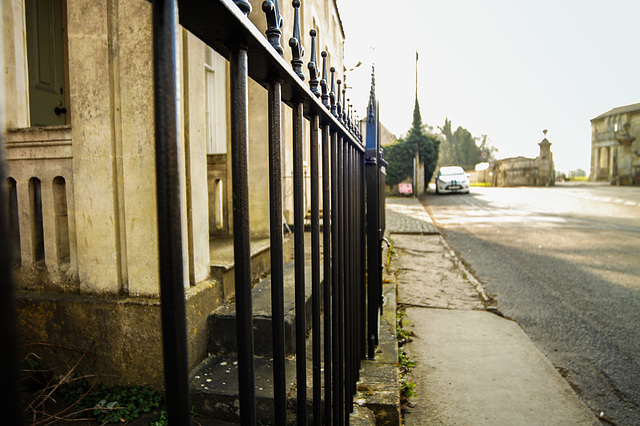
[438,118,495,169]
[385,96,440,187]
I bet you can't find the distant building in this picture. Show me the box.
[589,103,640,185]
[492,131,555,187]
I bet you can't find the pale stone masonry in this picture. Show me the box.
[590,102,640,185]
[492,131,555,187]
[3,0,346,386]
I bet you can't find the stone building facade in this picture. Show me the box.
[589,103,640,185]
[3,0,345,386]
[492,131,555,187]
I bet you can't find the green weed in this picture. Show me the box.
[396,309,413,343]
[397,307,418,405]
[149,406,198,425]
[400,377,417,398]
[58,380,162,424]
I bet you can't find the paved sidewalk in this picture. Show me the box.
[387,197,599,425]
[386,197,438,234]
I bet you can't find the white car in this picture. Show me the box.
[435,166,470,194]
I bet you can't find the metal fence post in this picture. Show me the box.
[152,0,191,423]
[267,79,287,424]
[229,43,257,424]
[365,68,381,359]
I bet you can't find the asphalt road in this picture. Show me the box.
[422,182,640,425]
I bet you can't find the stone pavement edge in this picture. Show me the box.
[386,197,599,425]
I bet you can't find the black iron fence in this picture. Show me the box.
[0,0,387,424]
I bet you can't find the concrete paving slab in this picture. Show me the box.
[392,234,485,311]
[403,309,599,426]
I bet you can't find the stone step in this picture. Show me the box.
[190,353,297,424]
[208,261,319,357]
[191,322,328,425]
[209,237,279,300]
[194,233,329,424]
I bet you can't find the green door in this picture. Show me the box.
[26,0,67,127]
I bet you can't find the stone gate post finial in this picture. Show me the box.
[262,0,284,54]
[289,0,305,80]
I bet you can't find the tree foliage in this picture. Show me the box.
[438,118,497,169]
[385,98,440,186]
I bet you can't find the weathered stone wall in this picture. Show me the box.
[492,135,554,187]
[493,156,555,187]
[494,157,537,187]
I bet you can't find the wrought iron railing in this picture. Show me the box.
[0,0,387,424]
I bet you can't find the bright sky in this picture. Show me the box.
[338,0,640,173]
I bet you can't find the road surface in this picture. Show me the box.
[422,182,640,425]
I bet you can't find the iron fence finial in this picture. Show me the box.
[330,67,337,116]
[336,78,342,122]
[321,51,330,107]
[308,30,320,97]
[351,103,355,132]
[262,0,284,54]
[341,81,347,124]
[289,0,305,80]
[233,0,252,15]
[368,65,376,124]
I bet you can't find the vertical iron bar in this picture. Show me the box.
[342,143,352,416]
[348,145,355,412]
[338,136,345,424]
[0,69,23,426]
[351,147,358,383]
[310,114,322,422]
[267,81,287,424]
[359,150,367,364]
[331,131,340,425]
[377,106,384,313]
[345,143,351,412]
[351,146,358,389]
[293,101,307,424]
[355,148,361,389]
[365,113,380,359]
[322,124,332,424]
[230,46,256,425]
[152,0,191,423]
[347,142,353,418]
[355,147,361,387]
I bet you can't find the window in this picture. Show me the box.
[205,46,227,154]
[213,179,224,231]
